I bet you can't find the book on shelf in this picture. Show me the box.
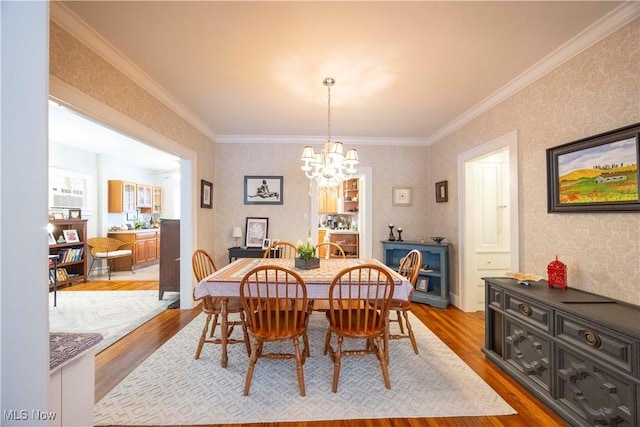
[55,268,68,281]
[55,247,83,263]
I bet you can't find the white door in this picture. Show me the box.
[458,131,519,312]
[468,151,511,308]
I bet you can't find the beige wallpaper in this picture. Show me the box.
[213,143,431,269]
[49,16,639,306]
[432,19,640,305]
[49,22,218,251]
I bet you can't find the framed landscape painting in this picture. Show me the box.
[547,122,640,212]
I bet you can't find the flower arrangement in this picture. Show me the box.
[296,236,317,261]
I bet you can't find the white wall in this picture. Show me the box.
[49,141,179,237]
[1,1,50,423]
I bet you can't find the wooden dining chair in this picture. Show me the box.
[315,241,346,259]
[262,240,298,259]
[323,264,394,392]
[389,249,422,354]
[239,265,310,396]
[192,249,251,360]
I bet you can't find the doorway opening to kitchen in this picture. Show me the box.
[49,87,196,309]
[310,166,372,259]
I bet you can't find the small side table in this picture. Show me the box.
[228,247,279,263]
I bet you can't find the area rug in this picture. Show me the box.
[94,312,516,425]
[49,290,179,354]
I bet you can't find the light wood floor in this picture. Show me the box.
[71,280,568,427]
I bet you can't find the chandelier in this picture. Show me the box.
[301,78,358,188]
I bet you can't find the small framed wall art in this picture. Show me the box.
[392,186,413,206]
[201,180,213,209]
[435,180,448,203]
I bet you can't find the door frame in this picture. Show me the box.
[457,130,519,312]
[310,166,372,258]
[49,77,198,309]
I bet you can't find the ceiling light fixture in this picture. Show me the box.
[301,78,358,188]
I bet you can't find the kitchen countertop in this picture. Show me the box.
[319,229,358,234]
[108,228,160,233]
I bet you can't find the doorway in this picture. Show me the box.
[457,131,519,312]
[310,166,372,258]
[49,80,197,309]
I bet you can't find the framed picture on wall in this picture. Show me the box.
[435,181,448,203]
[244,176,283,205]
[245,217,269,248]
[201,180,213,209]
[392,186,413,206]
[547,122,639,212]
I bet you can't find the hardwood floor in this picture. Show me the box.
[85,280,568,427]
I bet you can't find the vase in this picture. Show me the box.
[295,257,320,270]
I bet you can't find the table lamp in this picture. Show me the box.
[232,226,242,248]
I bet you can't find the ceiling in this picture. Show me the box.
[54,1,633,147]
[49,101,180,171]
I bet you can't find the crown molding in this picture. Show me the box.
[49,1,638,147]
[49,1,217,142]
[425,2,640,146]
[215,134,427,146]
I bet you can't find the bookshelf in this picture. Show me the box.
[49,219,88,288]
[382,240,450,308]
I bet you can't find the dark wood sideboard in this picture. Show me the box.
[159,219,179,300]
[483,277,640,427]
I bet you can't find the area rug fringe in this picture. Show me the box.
[94,311,516,425]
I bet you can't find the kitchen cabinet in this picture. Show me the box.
[107,230,160,269]
[108,180,136,213]
[152,186,162,214]
[318,187,338,213]
[134,231,157,263]
[330,231,359,258]
[137,184,152,208]
[483,277,640,427]
[342,178,359,213]
[382,241,450,308]
[317,229,327,258]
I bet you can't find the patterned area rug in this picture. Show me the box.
[49,290,179,354]
[94,312,516,425]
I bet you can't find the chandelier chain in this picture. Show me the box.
[326,80,332,143]
[300,77,358,188]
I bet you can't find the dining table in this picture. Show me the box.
[193,257,412,367]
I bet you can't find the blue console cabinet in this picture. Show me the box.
[382,241,450,308]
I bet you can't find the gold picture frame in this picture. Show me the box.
[392,186,413,206]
